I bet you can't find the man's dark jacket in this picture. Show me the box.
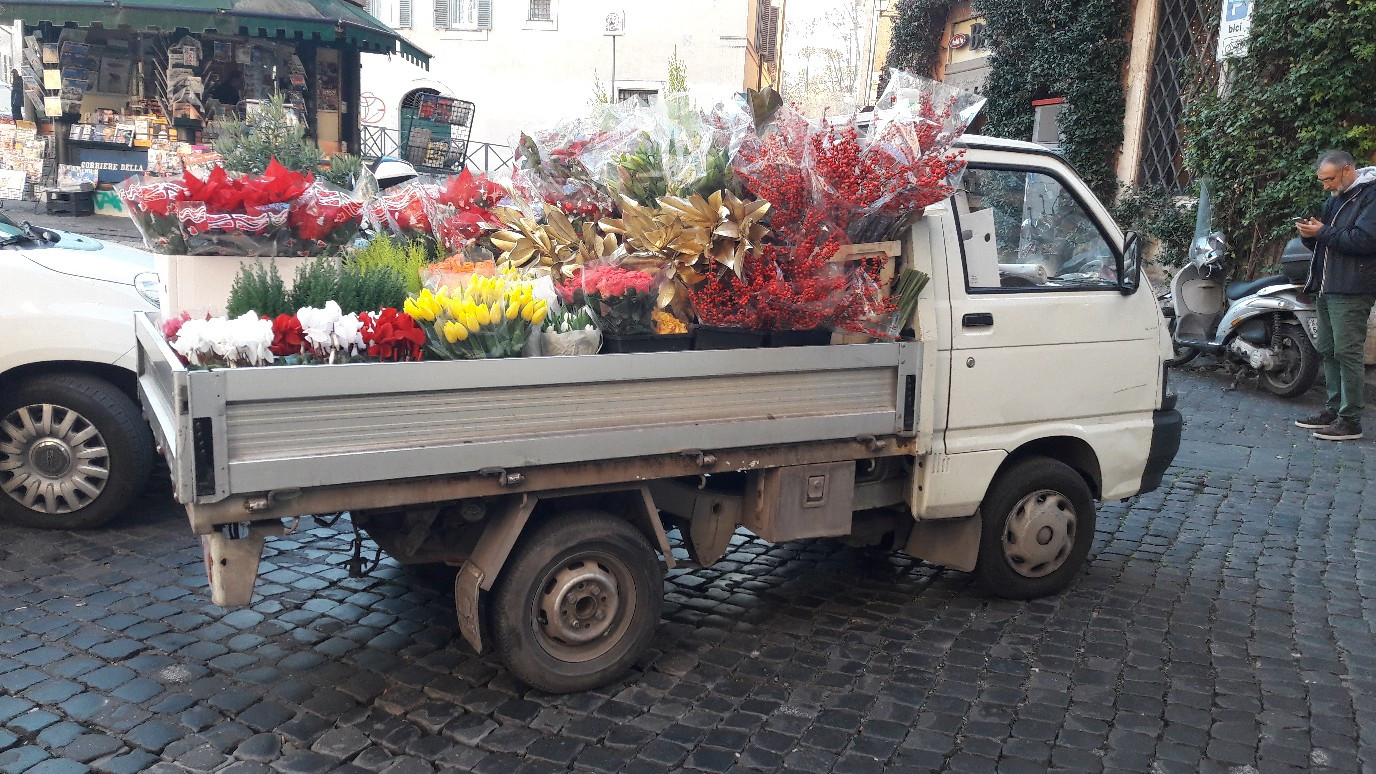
[1303,166,1376,295]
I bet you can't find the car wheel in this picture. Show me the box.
[490,510,663,694]
[973,457,1096,600]
[0,374,154,529]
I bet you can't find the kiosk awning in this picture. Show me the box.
[4,0,431,68]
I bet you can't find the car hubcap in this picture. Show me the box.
[535,553,633,662]
[1001,488,1076,578]
[0,403,109,515]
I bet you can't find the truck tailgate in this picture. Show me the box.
[135,312,920,508]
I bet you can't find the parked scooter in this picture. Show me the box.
[1166,232,1321,398]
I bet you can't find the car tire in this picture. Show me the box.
[973,457,1096,600]
[0,374,154,529]
[490,510,663,694]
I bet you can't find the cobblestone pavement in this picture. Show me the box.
[2,367,1374,774]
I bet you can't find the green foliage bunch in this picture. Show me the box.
[289,255,408,314]
[226,260,292,318]
[977,0,1131,202]
[1183,2,1376,278]
[349,234,429,295]
[1114,186,1198,269]
[213,92,320,175]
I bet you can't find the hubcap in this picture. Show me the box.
[1001,488,1076,578]
[0,403,110,516]
[533,553,635,663]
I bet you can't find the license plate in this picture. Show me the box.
[1306,318,1318,339]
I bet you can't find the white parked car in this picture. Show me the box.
[0,211,159,529]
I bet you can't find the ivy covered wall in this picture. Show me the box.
[884,0,1130,202]
[1183,2,1376,276]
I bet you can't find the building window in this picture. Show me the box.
[617,88,659,107]
[756,1,779,62]
[529,0,552,21]
[399,0,412,27]
[435,0,491,30]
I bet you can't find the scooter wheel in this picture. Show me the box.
[1259,322,1319,399]
[1165,317,1200,367]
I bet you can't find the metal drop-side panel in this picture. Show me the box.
[135,313,921,505]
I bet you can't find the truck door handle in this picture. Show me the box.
[962,312,994,327]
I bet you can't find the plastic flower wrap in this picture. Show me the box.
[404,269,547,360]
[285,184,365,257]
[509,128,614,222]
[364,180,439,248]
[176,203,289,257]
[427,169,508,254]
[116,176,189,254]
[170,160,314,256]
[536,306,601,356]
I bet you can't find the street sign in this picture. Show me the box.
[1217,0,1252,58]
[604,10,626,36]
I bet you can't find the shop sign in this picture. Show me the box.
[1218,0,1252,58]
[76,148,150,184]
[947,18,990,65]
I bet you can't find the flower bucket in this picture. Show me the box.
[766,329,833,347]
[693,326,768,351]
[601,332,693,354]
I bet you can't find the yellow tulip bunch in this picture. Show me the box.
[403,274,549,359]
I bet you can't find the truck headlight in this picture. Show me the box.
[134,271,161,308]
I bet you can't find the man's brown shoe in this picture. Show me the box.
[1296,410,1337,429]
[1313,418,1363,441]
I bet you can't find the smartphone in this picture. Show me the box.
[1293,216,1308,221]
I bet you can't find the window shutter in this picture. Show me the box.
[477,0,492,29]
[759,3,778,61]
[434,0,450,29]
[399,0,412,27]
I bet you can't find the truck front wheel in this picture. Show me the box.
[973,457,1095,599]
[0,374,154,530]
[490,510,663,693]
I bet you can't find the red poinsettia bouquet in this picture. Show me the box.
[285,184,366,256]
[116,176,190,254]
[172,160,314,256]
[511,131,614,222]
[365,180,438,247]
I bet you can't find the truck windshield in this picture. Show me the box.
[961,167,1117,290]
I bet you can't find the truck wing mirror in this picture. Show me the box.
[1120,231,1142,295]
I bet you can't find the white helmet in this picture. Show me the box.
[372,156,418,189]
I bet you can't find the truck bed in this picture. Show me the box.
[135,312,920,530]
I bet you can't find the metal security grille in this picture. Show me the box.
[1138,0,1219,192]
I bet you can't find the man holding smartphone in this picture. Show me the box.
[1294,150,1376,441]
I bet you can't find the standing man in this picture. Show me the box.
[9,70,23,123]
[1294,150,1376,441]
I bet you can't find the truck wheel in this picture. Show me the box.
[973,458,1095,600]
[490,510,662,694]
[0,375,154,530]
[1259,322,1319,399]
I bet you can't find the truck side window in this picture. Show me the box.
[961,167,1117,290]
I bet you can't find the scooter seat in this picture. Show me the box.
[1225,275,1291,301]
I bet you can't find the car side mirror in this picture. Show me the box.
[1120,231,1142,295]
[23,222,60,244]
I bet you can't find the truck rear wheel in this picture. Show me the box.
[973,457,1095,599]
[490,510,663,693]
[0,374,154,530]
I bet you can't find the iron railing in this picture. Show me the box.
[360,126,512,175]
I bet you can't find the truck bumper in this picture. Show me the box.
[1140,404,1183,494]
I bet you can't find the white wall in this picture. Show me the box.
[360,0,751,151]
